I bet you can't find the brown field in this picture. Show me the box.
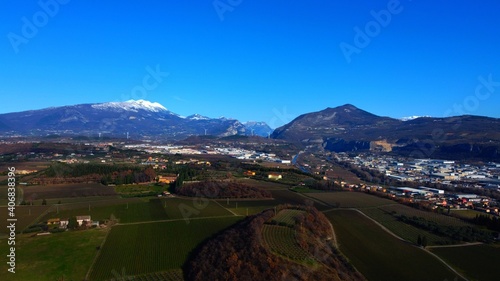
[23,183,117,200]
[327,163,362,184]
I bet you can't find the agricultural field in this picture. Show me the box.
[119,269,184,281]
[262,224,313,263]
[212,180,330,214]
[361,207,454,245]
[308,191,396,208]
[218,199,276,216]
[324,163,362,184]
[113,183,167,197]
[271,189,330,211]
[41,199,168,223]
[39,197,234,225]
[235,178,290,190]
[0,229,107,281]
[0,205,51,235]
[43,195,121,205]
[379,204,471,227]
[288,186,326,193]
[272,209,306,226]
[431,244,500,281]
[89,217,241,280]
[161,197,234,219]
[325,210,465,281]
[450,209,496,220]
[22,183,117,200]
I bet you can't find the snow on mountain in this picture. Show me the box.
[400,115,431,121]
[187,114,210,120]
[91,99,168,112]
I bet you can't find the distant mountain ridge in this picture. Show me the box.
[271,104,500,160]
[0,100,271,139]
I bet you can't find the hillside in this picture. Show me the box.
[271,104,500,160]
[185,205,365,281]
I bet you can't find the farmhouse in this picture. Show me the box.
[59,218,69,228]
[76,215,92,226]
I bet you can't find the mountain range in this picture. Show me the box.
[271,104,500,160]
[0,100,272,139]
[1,100,499,160]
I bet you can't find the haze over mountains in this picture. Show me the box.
[1,100,499,160]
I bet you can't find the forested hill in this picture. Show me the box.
[185,205,365,281]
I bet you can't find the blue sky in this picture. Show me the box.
[1,0,499,128]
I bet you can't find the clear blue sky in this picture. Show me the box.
[1,0,499,128]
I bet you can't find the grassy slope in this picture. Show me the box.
[0,229,107,281]
[431,244,500,281]
[325,210,464,281]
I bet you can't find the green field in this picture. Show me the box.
[89,217,241,280]
[113,183,166,197]
[273,209,305,226]
[0,229,107,281]
[431,244,500,281]
[0,205,51,235]
[219,188,332,216]
[38,197,233,225]
[450,209,496,220]
[161,197,233,220]
[379,204,471,227]
[270,190,330,211]
[325,210,465,281]
[235,178,290,190]
[361,207,454,245]
[262,224,312,262]
[40,199,167,224]
[43,195,121,205]
[218,199,276,215]
[308,191,395,208]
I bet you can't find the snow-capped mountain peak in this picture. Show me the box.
[400,115,431,121]
[91,99,168,112]
[187,114,210,120]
